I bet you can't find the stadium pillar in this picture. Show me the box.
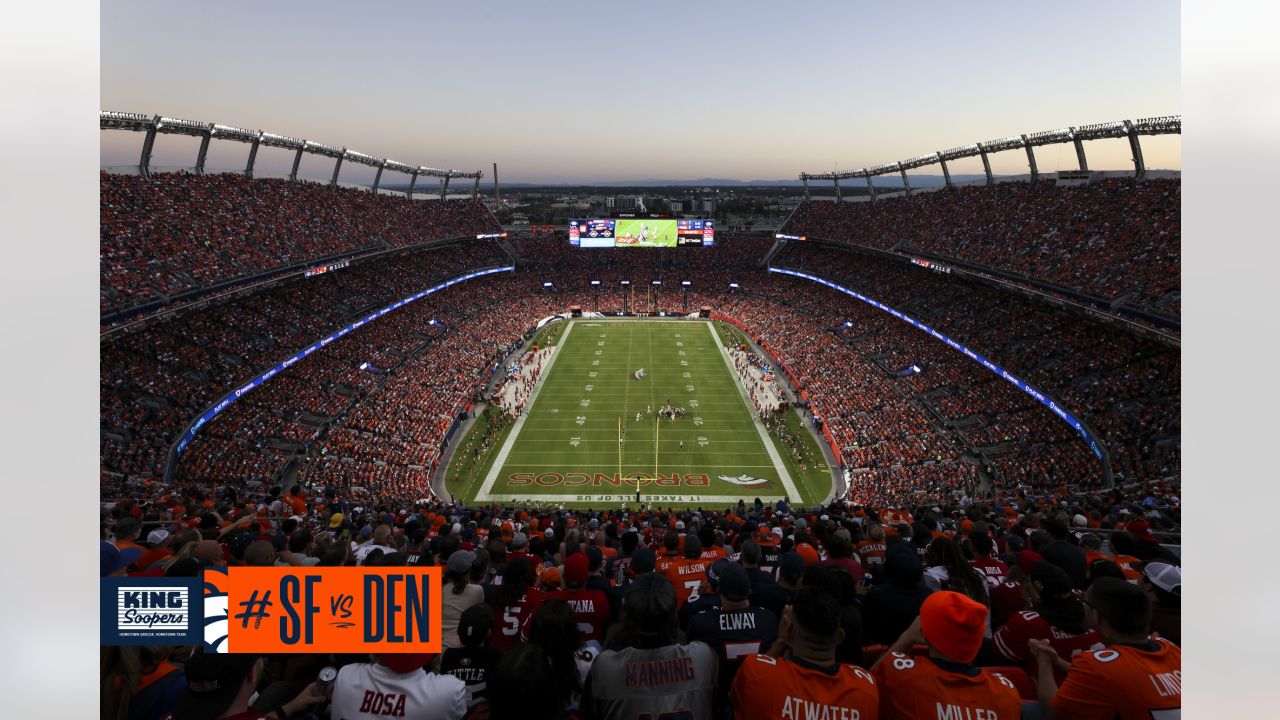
[938,156,953,189]
[139,115,160,179]
[440,175,451,199]
[372,161,386,194]
[801,175,810,200]
[833,177,842,202]
[289,147,303,182]
[1070,128,1088,171]
[978,144,994,186]
[1124,120,1146,180]
[865,175,877,202]
[408,169,420,199]
[330,149,345,187]
[245,134,262,178]
[195,124,214,176]
[898,163,911,196]
[1022,134,1038,183]
[473,175,481,198]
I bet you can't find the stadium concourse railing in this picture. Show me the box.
[797,116,1180,198]
[161,265,515,484]
[764,266,1113,487]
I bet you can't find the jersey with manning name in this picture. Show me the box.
[583,641,717,720]
[872,652,1022,720]
[730,653,879,720]
[1051,638,1181,719]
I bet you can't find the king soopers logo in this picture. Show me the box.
[118,587,189,630]
[102,577,202,645]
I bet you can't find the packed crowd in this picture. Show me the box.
[780,179,1181,318]
[100,171,500,314]
[101,479,1181,719]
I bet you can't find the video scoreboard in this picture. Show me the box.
[569,215,714,248]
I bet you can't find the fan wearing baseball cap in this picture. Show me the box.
[545,552,612,644]
[330,652,465,720]
[872,590,1022,719]
[730,587,877,720]
[689,560,779,716]
[169,651,326,720]
[1028,577,1181,719]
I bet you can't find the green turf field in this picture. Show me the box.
[614,219,678,247]
[447,319,832,509]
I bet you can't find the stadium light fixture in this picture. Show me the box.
[728,283,740,289]
[652,280,662,285]
[543,282,554,288]
[620,280,631,286]
[590,280,601,286]
[844,321,853,328]
[681,280,691,286]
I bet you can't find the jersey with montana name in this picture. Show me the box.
[1051,639,1181,720]
[583,641,717,720]
[872,652,1022,720]
[730,653,879,720]
[544,587,612,644]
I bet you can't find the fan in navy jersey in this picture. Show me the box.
[687,560,779,716]
[439,604,503,711]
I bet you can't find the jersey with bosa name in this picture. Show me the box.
[991,610,1104,681]
[545,587,612,644]
[872,653,1022,720]
[331,662,466,720]
[970,557,1009,587]
[730,653,879,720]
[1051,639,1181,720]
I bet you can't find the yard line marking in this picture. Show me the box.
[475,320,576,501]
[708,321,800,501]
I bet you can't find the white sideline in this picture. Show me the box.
[708,322,801,502]
[474,320,576,501]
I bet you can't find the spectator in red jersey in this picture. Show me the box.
[968,530,1009,588]
[545,552,612,645]
[992,562,1104,681]
[489,557,543,652]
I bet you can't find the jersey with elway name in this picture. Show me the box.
[992,610,1104,681]
[1051,638,1181,720]
[583,641,717,720]
[688,606,780,712]
[730,653,879,720]
[665,557,710,607]
[331,662,466,720]
[872,652,1022,720]
[545,587,612,644]
[970,557,1009,587]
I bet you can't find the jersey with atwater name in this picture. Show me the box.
[872,652,1022,720]
[731,653,879,720]
[583,641,717,720]
[1051,638,1181,719]
[331,662,466,720]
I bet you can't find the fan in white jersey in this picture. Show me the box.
[330,653,466,720]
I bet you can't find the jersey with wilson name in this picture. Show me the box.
[583,641,717,720]
[331,662,466,720]
[872,652,1022,720]
[991,610,1104,681]
[665,557,710,608]
[1051,638,1181,720]
[730,653,879,720]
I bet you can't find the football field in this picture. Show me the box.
[450,319,830,509]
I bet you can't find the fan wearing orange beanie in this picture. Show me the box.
[872,590,1022,719]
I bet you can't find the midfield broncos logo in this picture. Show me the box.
[632,368,646,381]
[717,474,773,488]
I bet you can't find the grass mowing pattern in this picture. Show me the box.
[450,319,828,509]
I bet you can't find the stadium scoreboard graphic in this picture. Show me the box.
[570,217,714,247]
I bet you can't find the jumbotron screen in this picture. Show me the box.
[569,218,714,248]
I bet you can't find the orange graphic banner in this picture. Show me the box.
[220,567,442,653]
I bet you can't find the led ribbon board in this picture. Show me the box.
[768,267,1104,460]
[174,266,515,454]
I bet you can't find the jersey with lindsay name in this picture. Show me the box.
[583,641,717,720]
[872,652,1022,720]
[1051,638,1181,720]
[730,653,879,720]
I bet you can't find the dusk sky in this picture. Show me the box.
[100,0,1180,184]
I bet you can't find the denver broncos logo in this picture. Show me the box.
[202,567,230,653]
